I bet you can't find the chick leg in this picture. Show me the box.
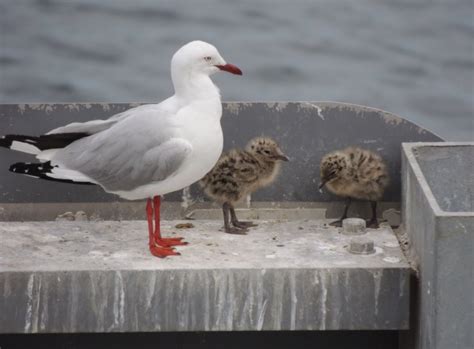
[329,197,352,227]
[366,201,379,228]
[223,202,248,234]
[230,206,258,229]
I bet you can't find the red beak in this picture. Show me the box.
[215,64,242,75]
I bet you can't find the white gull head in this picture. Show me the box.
[171,40,242,98]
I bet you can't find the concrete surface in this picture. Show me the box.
[0,218,409,333]
[401,142,474,349]
[0,102,442,205]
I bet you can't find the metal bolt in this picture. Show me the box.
[348,237,375,255]
[342,218,366,235]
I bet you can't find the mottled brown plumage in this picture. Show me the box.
[200,137,288,234]
[319,147,389,227]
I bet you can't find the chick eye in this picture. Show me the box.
[264,150,270,154]
[204,56,212,62]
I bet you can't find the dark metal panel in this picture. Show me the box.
[0,102,442,203]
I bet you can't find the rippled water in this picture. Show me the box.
[1,0,473,140]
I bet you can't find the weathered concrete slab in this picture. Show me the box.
[0,102,442,204]
[401,142,474,349]
[0,219,409,333]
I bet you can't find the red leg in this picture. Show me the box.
[153,196,188,247]
[146,198,179,258]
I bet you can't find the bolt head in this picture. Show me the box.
[348,237,375,255]
[342,218,366,235]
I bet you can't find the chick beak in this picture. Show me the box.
[318,179,329,190]
[319,172,336,189]
[274,150,289,161]
[215,64,243,75]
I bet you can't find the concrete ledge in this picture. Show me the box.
[0,219,409,333]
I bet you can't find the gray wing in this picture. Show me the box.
[51,109,193,192]
[47,104,158,136]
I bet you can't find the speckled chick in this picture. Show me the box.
[200,137,289,234]
[319,147,389,227]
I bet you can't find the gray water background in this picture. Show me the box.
[0,0,473,140]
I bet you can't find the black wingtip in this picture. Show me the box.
[0,133,90,152]
[9,162,36,173]
[0,136,12,149]
[8,161,96,186]
[9,163,18,172]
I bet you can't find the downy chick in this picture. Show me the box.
[319,147,389,228]
[200,137,289,234]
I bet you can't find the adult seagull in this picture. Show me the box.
[0,40,242,258]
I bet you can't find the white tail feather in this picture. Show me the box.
[10,141,41,155]
[48,167,96,183]
[36,149,60,161]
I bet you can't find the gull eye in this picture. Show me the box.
[204,56,212,62]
